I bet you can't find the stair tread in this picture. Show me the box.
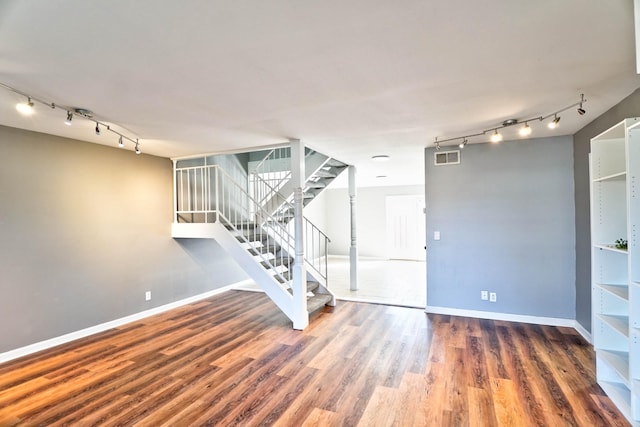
[261,257,292,269]
[305,182,326,189]
[307,294,333,313]
[325,158,348,167]
[313,170,337,178]
[286,281,320,294]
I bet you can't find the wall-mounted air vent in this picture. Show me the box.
[434,150,460,166]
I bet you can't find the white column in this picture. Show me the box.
[349,165,358,291]
[290,139,308,330]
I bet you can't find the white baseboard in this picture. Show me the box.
[425,305,576,328]
[0,281,251,365]
[573,321,592,344]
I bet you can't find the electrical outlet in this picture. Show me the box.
[481,290,488,300]
[489,292,497,303]
[145,291,151,301]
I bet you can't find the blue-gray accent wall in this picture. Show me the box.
[424,136,576,319]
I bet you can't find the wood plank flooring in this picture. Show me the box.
[0,290,630,426]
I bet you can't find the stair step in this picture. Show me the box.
[325,158,348,168]
[266,264,289,275]
[248,244,280,256]
[305,181,326,189]
[261,257,292,269]
[240,241,263,250]
[313,169,337,179]
[225,223,259,231]
[307,294,333,313]
[285,281,320,294]
[273,271,292,283]
[254,252,275,262]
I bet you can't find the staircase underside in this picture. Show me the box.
[172,222,334,327]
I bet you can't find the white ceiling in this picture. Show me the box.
[1,1,639,187]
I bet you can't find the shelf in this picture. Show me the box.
[595,244,629,255]
[593,171,627,182]
[597,314,630,338]
[598,350,630,386]
[591,118,639,426]
[599,381,631,421]
[597,283,630,301]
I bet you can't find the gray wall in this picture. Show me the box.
[425,137,576,319]
[0,125,247,353]
[574,88,640,332]
[322,184,425,258]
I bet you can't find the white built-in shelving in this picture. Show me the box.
[590,117,640,424]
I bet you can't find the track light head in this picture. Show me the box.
[95,123,101,135]
[16,97,34,115]
[435,143,441,151]
[118,135,124,148]
[135,140,141,155]
[64,111,73,126]
[577,93,586,115]
[548,115,561,129]
[519,122,532,137]
[490,129,502,143]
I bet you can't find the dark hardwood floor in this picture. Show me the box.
[0,290,630,426]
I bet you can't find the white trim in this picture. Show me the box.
[425,305,576,328]
[573,321,592,344]
[0,281,251,365]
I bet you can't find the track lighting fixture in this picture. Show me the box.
[490,130,502,143]
[1,82,142,155]
[433,94,587,149]
[16,97,35,115]
[458,138,468,149]
[519,122,532,137]
[548,115,561,129]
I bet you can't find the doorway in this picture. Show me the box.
[385,195,426,261]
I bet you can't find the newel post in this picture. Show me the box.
[349,165,358,291]
[290,139,308,329]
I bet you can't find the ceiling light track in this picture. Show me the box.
[0,82,142,154]
[434,94,587,148]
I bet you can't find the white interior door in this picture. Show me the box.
[385,195,426,261]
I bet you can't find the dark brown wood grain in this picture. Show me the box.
[0,291,630,426]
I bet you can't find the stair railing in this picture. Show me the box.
[253,174,330,284]
[175,163,330,287]
[176,164,294,287]
[251,147,292,209]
